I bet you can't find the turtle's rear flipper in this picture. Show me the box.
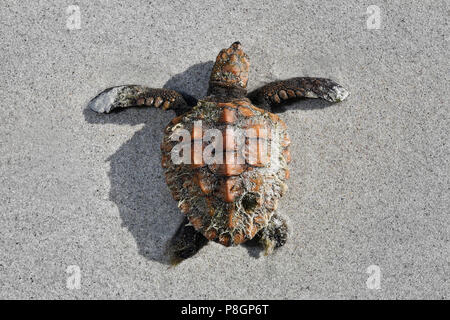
[253,213,289,256]
[247,77,349,111]
[88,85,196,116]
[167,217,208,266]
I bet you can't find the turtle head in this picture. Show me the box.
[208,42,250,97]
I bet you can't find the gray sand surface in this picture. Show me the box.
[0,1,448,299]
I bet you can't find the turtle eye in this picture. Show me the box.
[241,192,260,213]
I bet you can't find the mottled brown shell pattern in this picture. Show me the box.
[161,98,291,247]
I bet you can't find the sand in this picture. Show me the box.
[0,0,448,299]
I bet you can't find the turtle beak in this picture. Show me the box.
[231,41,242,50]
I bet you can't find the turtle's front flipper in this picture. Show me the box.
[247,77,349,111]
[167,217,208,265]
[254,213,289,255]
[88,85,197,116]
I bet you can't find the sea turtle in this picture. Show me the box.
[88,42,349,264]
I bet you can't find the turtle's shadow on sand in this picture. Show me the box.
[84,61,335,264]
[84,61,213,264]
